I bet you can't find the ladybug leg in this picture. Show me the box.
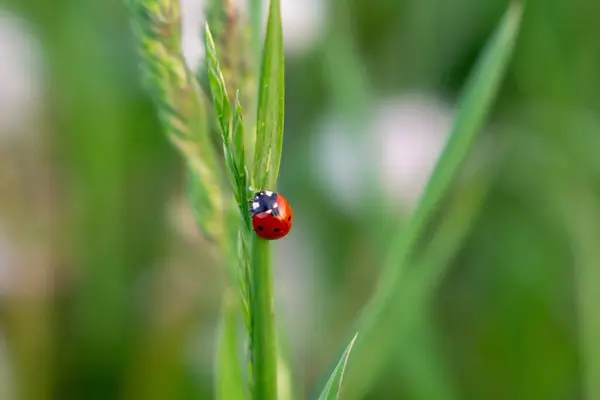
[249,200,261,213]
[271,202,281,217]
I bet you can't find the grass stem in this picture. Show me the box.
[250,237,278,399]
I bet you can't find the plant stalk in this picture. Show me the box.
[250,237,278,399]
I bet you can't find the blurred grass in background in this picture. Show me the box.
[1,0,599,399]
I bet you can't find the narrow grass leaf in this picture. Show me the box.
[205,23,232,141]
[362,0,522,336]
[318,333,359,400]
[233,93,247,181]
[253,0,284,189]
[216,291,246,400]
[344,165,493,398]
[232,97,252,231]
[205,26,250,212]
[383,2,522,287]
[337,2,523,397]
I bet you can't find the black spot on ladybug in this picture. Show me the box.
[287,216,291,221]
[257,226,263,231]
[273,228,280,232]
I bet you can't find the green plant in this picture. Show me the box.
[128,0,284,398]
[128,0,522,398]
[318,2,524,398]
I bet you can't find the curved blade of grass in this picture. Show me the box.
[320,158,493,399]
[333,2,523,397]
[379,1,522,287]
[253,0,284,190]
[216,290,247,400]
[345,163,494,398]
[364,0,523,337]
[317,333,359,400]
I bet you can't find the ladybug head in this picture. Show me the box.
[248,190,278,215]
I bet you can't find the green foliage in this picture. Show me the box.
[206,23,255,389]
[204,0,286,394]
[127,0,224,242]
[203,0,255,110]
[562,188,600,400]
[216,290,247,400]
[132,1,522,398]
[12,0,600,399]
[317,333,358,400]
[205,24,232,140]
[249,0,286,397]
[380,1,522,304]
[333,2,524,398]
[253,0,285,190]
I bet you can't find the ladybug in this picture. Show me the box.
[248,190,293,240]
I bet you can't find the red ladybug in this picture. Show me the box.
[249,190,293,240]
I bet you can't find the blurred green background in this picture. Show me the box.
[1,0,599,399]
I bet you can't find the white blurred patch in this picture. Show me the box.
[374,95,453,210]
[313,94,453,213]
[312,115,366,212]
[180,0,325,70]
[180,0,206,71]
[235,0,325,55]
[0,12,43,138]
[280,0,324,55]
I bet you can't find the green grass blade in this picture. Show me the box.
[253,0,285,190]
[205,23,232,144]
[216,291,247,400]
[560,188,600,400]
[317,333,359,400]
[336,2,523,397]
[324,161,492,399]
[382,2,522,283]
[205,25,250,214]
[233,94,247,184]
[206,21,257,394]
[231,100,252,333]
[364,0,522,335]
[348,167,493,398]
